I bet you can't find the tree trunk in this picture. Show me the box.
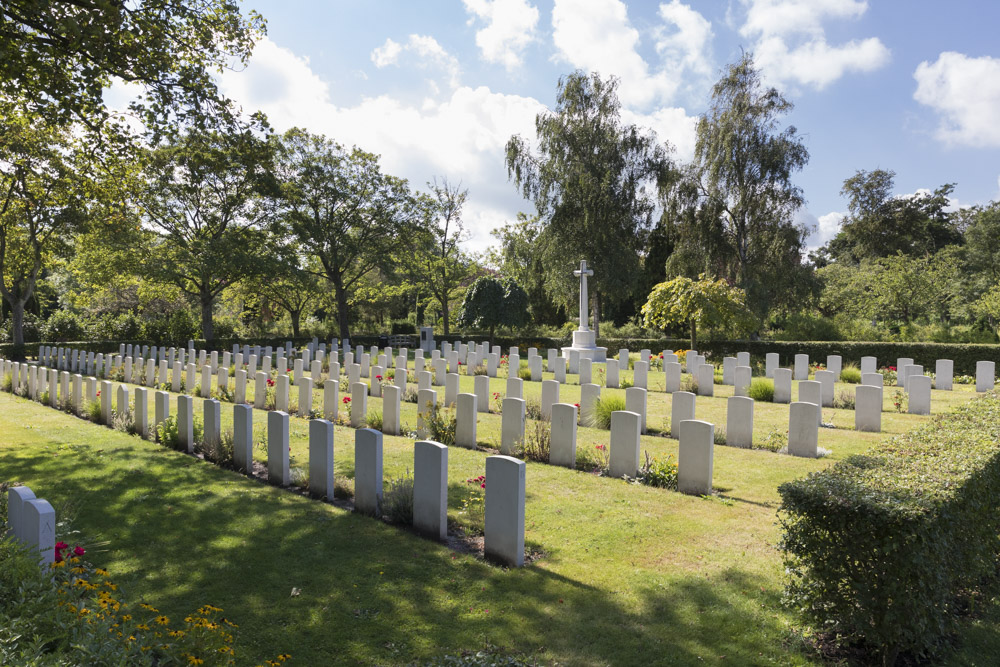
[291,310,301,337]
[441,296,450,336]
[334,275,350,340]
[201,295,215,341]
[689,318,698,350]
[593,293,600,338]
[10,299,25,346]
[489,324,495,348]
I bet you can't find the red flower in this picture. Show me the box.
[343,396,351,404]
[56,541,68,550]
[596,444,606,451]
[574,403,580,408]
[266,378,275,387]
[888,366,897,371]
[54,549,63,563]
[376,375,382,381]
[73,545,85,557]
[480,482,485,489]
[96,390,101,397]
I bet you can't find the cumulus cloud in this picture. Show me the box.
[221,38,541,250]
[655,0,714,81]
[797,208,844,250]
[462,0,540,70]
[369,34,462,89]
[738,0,890,90]
[913,52,1000,149]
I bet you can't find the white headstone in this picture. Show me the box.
[726,395,754,448]
[456,393,478,448]
[671,391,696,438]
[501,397,526,455]
[935,359,953,391]
[354,429,383,516]
[233,404,253,473]
[677,420,714,495]
[267,410,290,485]
[788,402,819,458]
[609,411,641,478]
[414,440,448,540]
[855,384,882,432]
[550,403,578,468]
[484,455,526,567]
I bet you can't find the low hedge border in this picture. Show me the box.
[777,391,1000,662]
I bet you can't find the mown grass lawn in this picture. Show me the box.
[0,364,994,666]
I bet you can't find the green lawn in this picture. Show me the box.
[1,359,995,665]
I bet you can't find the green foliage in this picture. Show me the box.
[642,274,755,348]
[457,276,530,341]
[778,393,1000,661]
[514,420,550,463]
[425,402,457,447]
[637,451,678,489]
[1,372,10,393]
[839,364,862,384]
[365,410,383,432]
[42,310,85,342]
[755,427,787,452]
[746,378,774,402]
[505,71,675,314]
[833,390,856,410]
[111,405,137,435]
[84,399,102,424]
[383,472,414,525]
[198,428,235,466]
[591,395,626,430]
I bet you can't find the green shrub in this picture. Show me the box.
[514,420,550,463]
[85,399,102,423]
[637,451,678,489]
[517,366,532,381]
[524,399,543,421]
[746,378,774,402]
[111,405,137,435]
[366,409,383,431]
[833,389,855,410]
[426,402,456,446]
[778,392,1000,662]
[198,427,234,465]
[383,471,414,524]
[591,395,626,430]
[839,364,861,383]
[1,372,11,393]
[754,427,787,452]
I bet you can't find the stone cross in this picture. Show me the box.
[573,259,594,331]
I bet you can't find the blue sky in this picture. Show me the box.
[216,0,1000,251]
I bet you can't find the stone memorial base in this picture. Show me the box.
[561,329,607,363]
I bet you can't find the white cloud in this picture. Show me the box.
[622,106,699,162]
[798,208,844,250]
[369,34,462,88]
[371,38,402,68]
[655,0,714,81]
[913,52,1000,149]
[462,0,539,71]
[738,0,889,90]
[221,38,541,250]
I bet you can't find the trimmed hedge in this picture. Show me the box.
[778,392,1000,662]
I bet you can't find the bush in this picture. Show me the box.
[746,378,774,402]
[778,393,1000,662]
[42,310,86,342]
[839,364,861,383]
[85,399,102,423]
[366,409,383,431]
[590,395,626,430]
[426,402,456,446]
[514,420,550,463]
[833,389,855,410]
[383,472,414,525]
[637,451,678,489]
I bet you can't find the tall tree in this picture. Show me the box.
[505,71,675,333]
[139,119,274,339]
[488,214,564,326]
[0,0,264,131]
[0,103,90,345]
[681,52,810,318]
[825,169,961,262]
[272,128,419,339]
[407,178,474,336]
[457,275,530,345]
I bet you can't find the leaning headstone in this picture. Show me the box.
[788,402,819,458]
[908,375,932,415]
[501,397,526,455]
[726,396,754,448]
[609,410,641,478]
[677,420,714,495]
[8,486,36,542]
[855,385,882,432]
[354,429,383,516]
[414,440,448,540]
[550,403,578,468]
[267,410,290,485]
[794,354,809,381]
[976,361,995,392]
[670,391,696,438]
[540,380,559,420]
[233,404,253,473]
[484,455,526,567]
[935,359,954,391]
[456,393,478,448]
[309,419,335,500]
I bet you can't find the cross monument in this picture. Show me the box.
[573,260,594,331]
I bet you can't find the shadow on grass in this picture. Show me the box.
[3,422,802,666]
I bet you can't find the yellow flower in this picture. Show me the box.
[155,615,170,625]
[120,614,132,622]
[278,654,292,662]
[186,656,204,665]
[139,603,158,612]
[51,560,66,568]
[136,623,150,631]
[94,568,109,576]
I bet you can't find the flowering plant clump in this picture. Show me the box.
[266,378,275,387]
[491,391,502,412]
[342,396,351,405]
[460,475,486,534]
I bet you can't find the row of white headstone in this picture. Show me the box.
[6,485,56,567]
[3,361,530,568]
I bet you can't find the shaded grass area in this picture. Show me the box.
[0,371,991,666]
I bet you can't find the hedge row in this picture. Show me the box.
[778,391,1000,662]
[5,336,998,374]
